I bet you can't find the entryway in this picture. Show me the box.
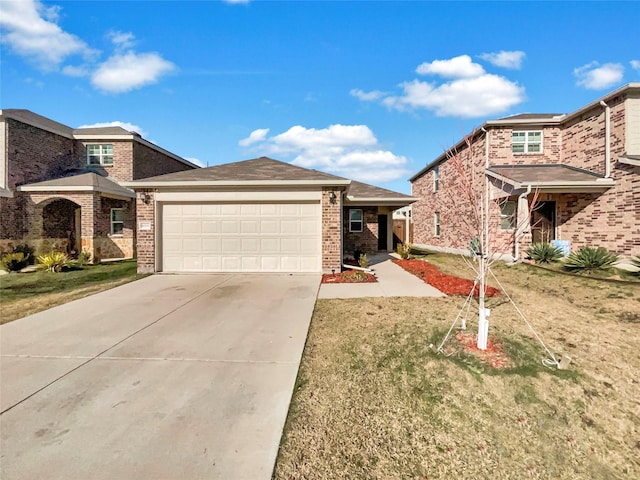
[531,201,556,243]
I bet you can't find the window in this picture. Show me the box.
[500,201,516,230]
[349,209,363,232]
[434,212,441,236]
[111,208,124,235]
[87,144,113,165]
[512,131,542,154]
[433,166,440,192]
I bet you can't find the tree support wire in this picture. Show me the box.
[436,266,560,368]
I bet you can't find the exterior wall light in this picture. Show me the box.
[139,192,151,204]
[329,191,337,204]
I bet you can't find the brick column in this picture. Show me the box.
[80,193,100,262]
[322,187,343,273]
[136,190,155,273]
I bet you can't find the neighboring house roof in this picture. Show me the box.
[126,157,352,187]
[0,109,198,169]
[17,172,136,200]
[486,164,615,192]
[410,82,640,182]
[619,154,640,167]
[346,180,418,206]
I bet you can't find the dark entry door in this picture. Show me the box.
[531,201,556,243]
[378,214,388,250]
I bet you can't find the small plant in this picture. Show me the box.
[76,250,92,266]
[631,255,640,277]
[37,251,71,273]
[0,253,29,272]
[396,243,412,259]
[12,244,35,265]
[564,246,619,272]
[358,253,370,269]
[526,242,564,263]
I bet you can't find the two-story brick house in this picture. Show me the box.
[0,110,197,262]
[410,83,639,260]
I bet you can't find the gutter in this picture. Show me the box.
[600,100,611,178]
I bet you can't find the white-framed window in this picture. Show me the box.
[433,166,440,192]
[434,212,441,236]
[500,201,516,230]
[512,131,542,154]
[87,144,114,165]
[110,208,124,235]
[349,209,363,232]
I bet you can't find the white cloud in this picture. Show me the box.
[61,64,90,77]
[239,128,270,146]
[353,55,525,118]
[479,50,525,69]
[350,88,387,101]
[416,55,485,78]
[631,60,640,71]
[91,51,175,93]
[574,62,624,90]
[185,157,206,167]
[77,121,147,137]
[108,31,136,50]
[0,0,96,70]
[239,124,410,183]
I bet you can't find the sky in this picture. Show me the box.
[1,0,639,194]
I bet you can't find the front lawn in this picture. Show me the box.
[274,254,640,479]
[0,260,145,324]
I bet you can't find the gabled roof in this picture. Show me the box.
[17,173,136,199]
[486,164,614,192]
[127,157,351,186]
[410,82,640,183]
[0,109,197,169]
[346,180,417,206]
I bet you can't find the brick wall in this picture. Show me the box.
[321,187,343,272]
[412,93,640,258]
[343,206,379,257]
[132,142,195,179]
[135,191,155,273]
[75,140,133,181]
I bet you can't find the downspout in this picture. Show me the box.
[600,100,611,178]
[514,184,532,261]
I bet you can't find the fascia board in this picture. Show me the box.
[123,179,352,188]
[485,170,521,188]
[619,156,640,166]
[73,134,135,140]
[18,184,136,198]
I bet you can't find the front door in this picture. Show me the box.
[531,201,556,243]
[378,214,388,250]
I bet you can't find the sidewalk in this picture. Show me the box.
[318,253,445,299]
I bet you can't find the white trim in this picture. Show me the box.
[349,208,363,232]
[619,156,640,166]
[17,184,136,199]
[125,179,352,188]
[511,130,543,154]
[434,211,441,236]
[155,190,321,202]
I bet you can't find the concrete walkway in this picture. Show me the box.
[1,273,320,480]
[318,253,445,298]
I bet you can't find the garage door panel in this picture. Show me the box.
[162,202,320,273]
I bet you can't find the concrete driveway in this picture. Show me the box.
[0,273,320,480]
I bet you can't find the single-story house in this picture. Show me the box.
[125,157,417,273]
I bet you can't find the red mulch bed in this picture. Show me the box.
[393,259,500,297]
[322,270,377,284]
[453,331,511,369]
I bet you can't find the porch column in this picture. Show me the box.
[515,193,532,259]
[80,193,100,263]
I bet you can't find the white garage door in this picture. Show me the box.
[161,202,321,273]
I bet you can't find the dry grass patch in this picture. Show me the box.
[274,255,640,480]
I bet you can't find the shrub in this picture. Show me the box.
[76,250,92,266]
[0,253,29,272]
[12,244,35,265]
[526,242,564,263]
[396,243,412,259]
[37,251,71,273]
[564,246,619,272]
[631,255,640,277]
[358,253,370,269]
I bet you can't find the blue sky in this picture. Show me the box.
[1,0,639,194]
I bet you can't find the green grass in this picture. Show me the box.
[0,260,145,324]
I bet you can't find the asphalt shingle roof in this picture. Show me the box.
[487,164,604,183]
[20,172,135,198]
[347,180,414,199]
